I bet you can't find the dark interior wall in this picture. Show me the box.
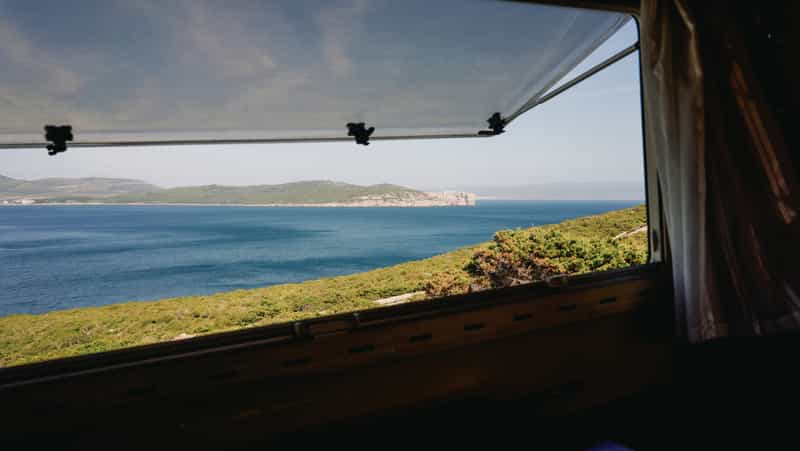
[275,336,800,451]
[734,1,799,153]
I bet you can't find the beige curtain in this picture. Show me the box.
[640,0,800,341]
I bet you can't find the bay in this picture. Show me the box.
[0,200,640,316]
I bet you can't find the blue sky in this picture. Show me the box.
[0,2,642,190]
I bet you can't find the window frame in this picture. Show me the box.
[0,264,662,388]
[0,2,660,388]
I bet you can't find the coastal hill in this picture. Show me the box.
[0,174,158,199]
[0,175,475,207]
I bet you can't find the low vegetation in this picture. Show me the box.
[99,181,422,204]
[426,204,647,295]
[0,174,157,199]
[0,205,646,367]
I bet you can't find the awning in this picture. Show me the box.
[0,1,629,148]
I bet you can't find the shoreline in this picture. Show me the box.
[0,199,645,208]
[0,201,475,208]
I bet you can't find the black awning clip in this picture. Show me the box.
[478,112,505,136]
[44,125,73,156]
[346,122,375,146]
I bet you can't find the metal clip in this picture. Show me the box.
[346,122,375,145]
[293,322,309,339]
[44,125,73,156]
[484,112,506,135]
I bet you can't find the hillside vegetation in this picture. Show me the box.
[0,174,157,199]
[1,174,434,205]
[102,181,421,204]
[0,205,646,367]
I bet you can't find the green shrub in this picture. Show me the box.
[466,228,647,290]
[423,270,473,297]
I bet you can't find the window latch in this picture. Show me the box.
[478,112,505,136]
[293,312,361,340]
[347,122,375,146]
[44,125,73,156]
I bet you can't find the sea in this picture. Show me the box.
[0,201,640,316]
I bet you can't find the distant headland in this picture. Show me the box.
[0,175,475,207]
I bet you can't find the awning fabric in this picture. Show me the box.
[0,1,628,147]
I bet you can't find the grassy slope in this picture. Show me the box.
[0,205,646,367]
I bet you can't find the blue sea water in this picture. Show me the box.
[0,201,640,316]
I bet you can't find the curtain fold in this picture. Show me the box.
[640,0,800,341]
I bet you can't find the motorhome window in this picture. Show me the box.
[0,2,646,368]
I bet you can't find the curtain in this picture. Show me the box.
[640,0,800,341]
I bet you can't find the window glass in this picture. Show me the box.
[0,14,645,368]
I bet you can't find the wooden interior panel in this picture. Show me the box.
[0,266,670,449]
